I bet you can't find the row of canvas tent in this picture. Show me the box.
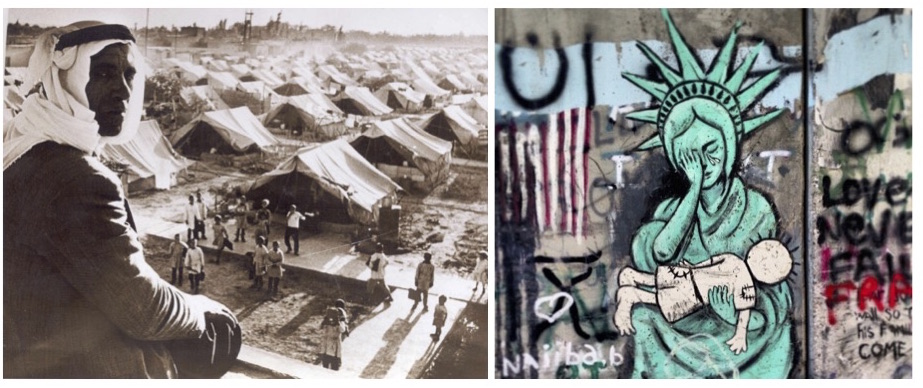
[164,106,453,225]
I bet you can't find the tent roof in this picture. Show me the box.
[207,71,240,90]
[302,93,344,115]
[318,65,357,86]
[440,74,468,91]
[250,138,401,213]
[340,86,393,116]
[171,106,278,152]
[268,94,343,126]
[180,85,217,110]
[250,68,285,87]
[230,63,251,76]
[167,58,207,79]
[362,117,452,161]
[100,120,190,182]
[375,82,425,105]
[422,105,481,144]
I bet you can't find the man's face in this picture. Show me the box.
[85,44,135,137]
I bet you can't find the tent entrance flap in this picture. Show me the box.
[175,121,246,157]
[246,171,353,225]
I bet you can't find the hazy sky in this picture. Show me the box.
[5,8,487,36]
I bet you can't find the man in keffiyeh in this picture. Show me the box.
[3,21,240,378]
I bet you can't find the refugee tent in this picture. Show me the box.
[302,93,344,116]
[419,105,482,146]
[373,82,425,112]
[246,139,402,225]
[458,72,487,93]
[208,59,230,72]
[350,118,452,190]
[4,85,24,114]
[4,67,27,87]
[207,71,240,91]
[230,64,251,78]
[171,106,278,157]
[335,86,393,117]
[166,58,207,82]
[99,120,192,193]
[461,94,487,126]
[318,64,358,91]
[263,94,346,141]
[250,68,285,87]
[274,81,311,97]
[237,81,279,101]
[180,85,223,111]
[437,74,469,93]
[406,63,449,106]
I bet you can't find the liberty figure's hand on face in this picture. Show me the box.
[677,149,704,189]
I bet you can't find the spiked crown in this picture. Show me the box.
[624,9,782,151]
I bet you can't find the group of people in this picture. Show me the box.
[189,193,316,257]
[249,236,286,297]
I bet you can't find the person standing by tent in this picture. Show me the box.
[170,233,188,286]
[185,239,205,294]
[266,241,284,298]
[234,195,249,243]
[413,252,435,312]
[195,191,208,240]
[251,236,268,291]
[471,251,488,294]
[212,215,232,264]
[184,195,197,241]
[366,243,393,304]
[256,199,271,241]
[285,204,316,255]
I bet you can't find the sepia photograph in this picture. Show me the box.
[3,7,488,379]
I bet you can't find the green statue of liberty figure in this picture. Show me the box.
[615,10,793,378]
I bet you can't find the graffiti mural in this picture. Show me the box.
[809,9,912,379]
[612,10,796,377]
[495,8,911,379]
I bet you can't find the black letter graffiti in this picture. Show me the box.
[500,33,569,111]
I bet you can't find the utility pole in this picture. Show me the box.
[244,10,254,54]
[144,8,149,57]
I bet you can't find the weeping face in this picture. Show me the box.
[671,120,725,189]
[662,99,737,190]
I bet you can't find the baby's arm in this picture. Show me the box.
[726,309,750,354]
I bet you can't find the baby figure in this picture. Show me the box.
[612,239,792,354]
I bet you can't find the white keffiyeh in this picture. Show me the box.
[3,21,146,170]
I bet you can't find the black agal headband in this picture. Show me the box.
[54,24,135,51]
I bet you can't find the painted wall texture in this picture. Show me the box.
[494,8,911,379]
[808,9,912,379]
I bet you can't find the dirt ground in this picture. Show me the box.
[142,235,375,366]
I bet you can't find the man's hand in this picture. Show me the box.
[188,295,239,333]
[708,285,737,325]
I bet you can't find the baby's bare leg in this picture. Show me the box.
[618,267,656,287]
[613,286,657,335]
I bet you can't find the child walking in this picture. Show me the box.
[431,295,448,341]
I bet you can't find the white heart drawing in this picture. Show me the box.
[534,292,574,323]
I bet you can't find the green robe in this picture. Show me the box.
[628,178,793,378]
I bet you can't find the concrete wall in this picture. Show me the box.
[494,8,911,379]
[808,9,912,379]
